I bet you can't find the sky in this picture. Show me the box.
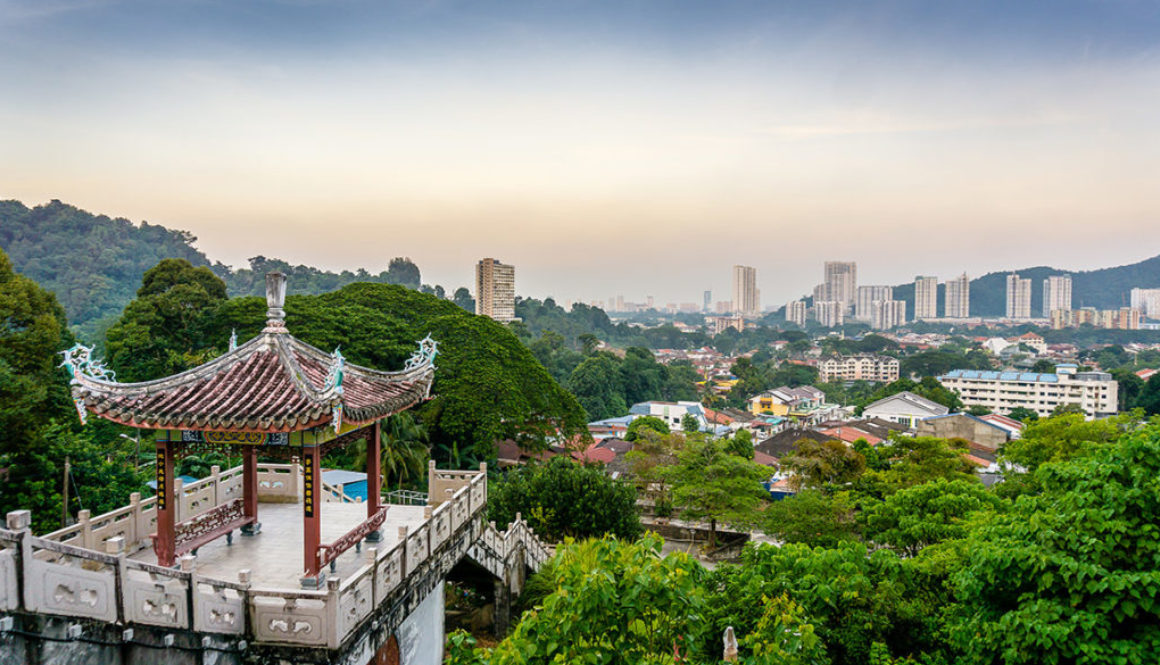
[2,0,1160,307]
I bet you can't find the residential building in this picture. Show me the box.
[732,265,759,315]
[813,283,829,303]
[945,273,970,318]
[977,413,1026,440]
[703,290,712,312]
[1130,288,1160,319]
[915,413,1013,451]
[1043,275,1072,317]
[871,299,907,330]
[786,300,807,326]
[938,365,1118,419]
[862,391,950,428]
[856,285,893,322]
[629,401,707,432]
[475,257,516,322]
[1051,307,1142,330]
[817,355,900,383]
[1005,273,1032,320]
[814,300,845,327]
[824,261,857,309]
[707,315,746,335]
[747,386,840,425]
[914,276,938,320]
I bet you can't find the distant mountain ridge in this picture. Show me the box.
[0,199,422,339]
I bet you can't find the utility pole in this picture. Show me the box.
[61,456,71,528]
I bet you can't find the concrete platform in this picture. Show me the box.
[129,500,428,588]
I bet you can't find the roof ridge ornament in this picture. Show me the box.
[263,272,288,333]
[60,343,116,425]
[405,334,438,372]
[325,347,345,395]
[228,329,238,351]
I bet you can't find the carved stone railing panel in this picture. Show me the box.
[428,461,482,507]
[406,524,429,572]
[336,572,373,645]
[470,473,486,513]
[24,537,119,623]
[450,486,469,532]
[193,579,247,635]
[430,502,450,553]
[0,530,20,612]
[179,473,219,520]
[257,463,298,502]
[122,565,191,629]
[250,591,331,647]
[216,466,244,504]
[373,543,404,605]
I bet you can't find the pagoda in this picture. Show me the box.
[61,272,437,586]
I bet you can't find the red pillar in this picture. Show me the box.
[241,446,260,535]
[367,421,382,517]
[154,442,176,567]
[302,444,322,583]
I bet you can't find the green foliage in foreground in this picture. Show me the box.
[487,457,640,542]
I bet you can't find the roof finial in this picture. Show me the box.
[264,272,288,333]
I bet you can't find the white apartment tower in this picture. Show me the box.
[856,286,893,322]
[914,276,938,320]
[1042,275,1073,317]
[732,265,759,316]
[786,300,807,327]
[1131,288,1160,319]
[1006,273,1032,320]
[475,258,516,322]
[814,301,845,328]
[871,300,907,330]
[945,273,970,318]
[824,261,857,310]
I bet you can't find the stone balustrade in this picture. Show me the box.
[0,465,500,655]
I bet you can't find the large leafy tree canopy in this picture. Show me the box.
[487,456,640,542]
[103,262,587,464]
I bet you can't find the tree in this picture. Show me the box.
[479,536,708,664]
[625,415,670,441]
[568,354,627,420]
[951,423,1160,663]
[861,479,1002,556]
[1134,374,1160,415]
[1000,412,1125,475]
[1006,406,1039,422]
[660,436,769,546]
[680,412,700,433]
[781,439,866,490]
[764,490,859,548]
[487,457,640,542]
[452,287,475,313]
[725,428,754,460]
[1111,368,1144,411]
[867,436,976,494]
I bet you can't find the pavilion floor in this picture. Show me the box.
[129,500,428,589]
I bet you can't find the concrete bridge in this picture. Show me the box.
[0,463,549,665]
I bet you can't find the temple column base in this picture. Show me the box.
[300,572,327,589]
[241,522,262,536]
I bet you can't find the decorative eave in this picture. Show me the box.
[62,272,437,433]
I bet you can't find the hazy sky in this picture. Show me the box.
[3,0,1159,306]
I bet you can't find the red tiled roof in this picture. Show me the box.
[70,333,434,433]
[753,451,777,466]
[819,427,883,446]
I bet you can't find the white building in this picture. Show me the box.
[1006,273,1032,320]
[1130,288,1160,319]
[938,365,1118,419]
[732,265,759,315]
[629,400,707,432]
[815,300,845,327]
[1043,275,1073,317]
[862,391,950,428]
[856,285,893,322]
[871,300,907,330]
[945,273,970,318]
[914,276,938,320]
[475,258,516,322]
[786,300,807,326]
[824,261,857,310]
[818,355,900,383]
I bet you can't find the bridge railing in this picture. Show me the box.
[2,464,489,652]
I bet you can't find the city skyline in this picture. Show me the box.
[3,1,1160,304]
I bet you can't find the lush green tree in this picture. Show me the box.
[1000,412,1126,474]
[625,415,670,441]
[899,349,991,379]
[479,536,708,664]
[726,428,755,459]
[1134,374,1160,415]
[782,439,866,490]
[1005,406,1039,422]
[680,412,700,433]
[764,490,859,548]
[568,354,627,420]
[862,479,1002,556]
[451,287,474,312]
[951,423,1160,664]
[660,436,769,545]
[487,457,640,542]
[866,436,976,494]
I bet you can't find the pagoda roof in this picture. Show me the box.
[63,272,436,433]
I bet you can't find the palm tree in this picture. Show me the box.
[353,412,430,493]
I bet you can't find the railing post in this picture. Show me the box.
[174,477,185,523]
[398,525,409,577]
[210,465,221,506]
[326,577,341,649]
[427,461,436,505]
[128,492,141,547]
[78,509,92,549]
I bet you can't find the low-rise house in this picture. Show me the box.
[630,400,720,433]
[862,391,950,428]
[587,414,638,440]
[818,425,883,446]
[977,413,1025,440]
[915,413,1012,451]
[747,386,839,424]
[754,427,833,463]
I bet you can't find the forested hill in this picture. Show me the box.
[890,253,1160,317]
[0,200,422,339]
